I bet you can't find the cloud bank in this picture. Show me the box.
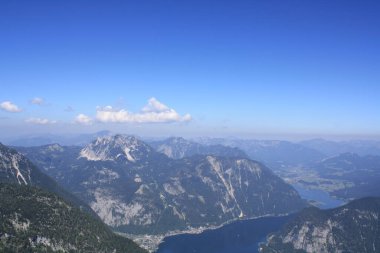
[0,101,22,112]
[96,97,191,123]
[75,98,191,124]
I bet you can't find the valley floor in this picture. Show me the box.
[274,166,352,200]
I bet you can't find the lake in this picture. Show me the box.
[155,184,345,253]
[292,184,345,209]
[155,215,293,253]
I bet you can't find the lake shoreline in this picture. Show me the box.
[118,213,292,252]
[155,214,295,253]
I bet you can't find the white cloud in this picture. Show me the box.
[25,118,57,125]
[142,97,170,113]
[31,97,45,105]
[96,97,192,123]
[0,101,22,112]
[75,114,93,125]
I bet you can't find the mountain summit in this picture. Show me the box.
[79,135,154,162]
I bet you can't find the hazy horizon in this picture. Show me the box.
[2,128,380,143]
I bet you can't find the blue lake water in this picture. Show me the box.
[155,215,293,253]
[156,184,345,253]
[292,184,345,209]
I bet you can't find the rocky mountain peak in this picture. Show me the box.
[79,134,153,162]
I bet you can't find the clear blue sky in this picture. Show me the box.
[1,0,379,139]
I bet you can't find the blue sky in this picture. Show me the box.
[1,0,379,139]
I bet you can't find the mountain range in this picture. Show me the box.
[300,139,380,157]
[4,134,380,252]
[16,135,307,236]
[148,137,248,159]
[196,138,326,170]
